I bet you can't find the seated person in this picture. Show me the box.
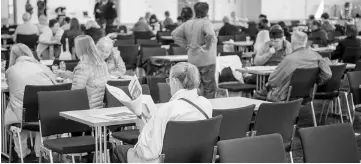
[61,18,84,56]
[13,12,38,42]
[84,20,105,44]
[257,31,332,102]
[321,13,336,32]
[111,62,212,163]
[218,16,240,36]
[331,25,361,61]
[163,11,174,29]
[309,20,328,46]
[254,25,292,66]
[36,19,63,60]
[5,44,57,159]
[133,17,153,32]
[96,37,126,77]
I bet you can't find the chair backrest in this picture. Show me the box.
[234,34,247,41]
[107,80,131,87]
[16,34,38,50]
[253,99,303,143]
[347,71,361,105]
[52,60,80,72]
[299,123,359,163]
[38,89,91,137]
[117,45,139,70]
[342,47,361,64]
[217,35,234,45]
[146,76,166,103]
[161,115,223,163]
[355,61,361,71]
[171,46,187,55]
[289,67,319,99]
[213,105,255,140]
[157,83,171,103]
[141,47,167,64]
[133,31,154,40]
[217,133,286,163]
[317,64,346,93]
[114,39,135,46]
[118,25,128,33]
[116,34,134,40]
[105,25,119,34]
[104,84,150,108]
[156,31,171,41]
[136,39,159,45]
[22,83,72,123]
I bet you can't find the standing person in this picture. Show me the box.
[163,11,174,29]
[37,0,46,17]
[13,13,38,42]
[100,0,117,26]
[321,13,336,32]
[145,12,151,24]
[25,0,33,15]
[172,2,218,99]
[340,2,353,20]
[94,0,103,26]
[37,19,64,60]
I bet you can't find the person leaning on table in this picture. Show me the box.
[111,62,213,163]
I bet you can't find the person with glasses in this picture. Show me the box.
[111,62,212,163]
[254,25,292,66]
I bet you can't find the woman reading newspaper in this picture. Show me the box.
[110,62,213,163]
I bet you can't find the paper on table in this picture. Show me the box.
[245,66,277,71]
[128,75,142,100]
[90,111,137,120]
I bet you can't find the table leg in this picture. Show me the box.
[256,75,259,91]
[1,92,9,158]
[103,126,107,163]
[95,127,98,162]
[98,126,103,162]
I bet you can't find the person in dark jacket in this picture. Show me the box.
[94,0,103,25]
[331,25,361,61]
[219,16,239,36]
[278,21,291,42]
[61,18,84,52]
[309,20,328,46]
[100,0,117,26]
[84,20,105,44]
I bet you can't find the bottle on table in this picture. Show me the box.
[60,61,66,71]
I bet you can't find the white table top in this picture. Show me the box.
[312,47,335,52]
[160,36,173,40]
[60,97,268,127]
[150,55,188,62]
[40,60,54,66]
[236,66,277,75]
[223,41,254,47]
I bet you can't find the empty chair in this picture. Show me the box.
[117,45,139,70]
[286,67,319,127]
[299,123,359,163]
[342,47,361,64]
[104,84,150,108]
[139,47,167,67]
[147,76,166,103]
[217,35,234,45]
[213,105,255,140]
[114,39,135,46]
[133,31,154,40]
[38,89,95,163]
[157,83,171,103]
[52,59,79,72]
[160,115,222,163]
[8,83,72,163]
[347,71,361,117]
[315,64,347,124]
[171,46,187,55]
[217,134,286,163]
[253,99,303,162]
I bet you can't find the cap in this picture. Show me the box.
[269,25,284,39]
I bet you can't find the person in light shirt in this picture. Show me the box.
[13,13,38,42]
[111,62,213,163]
[36,19,64,60]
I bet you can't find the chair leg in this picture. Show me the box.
[344,92,353,124]
[325,100,332,124]
[17,131,24,163]
[9,131,13,163]
[71,154,75,163]
[310,101,317,127]
[337,97,344,123]
[289,151,294,163]
[319,100,327,124]
[29,131,34,148]
[48,150,53,163]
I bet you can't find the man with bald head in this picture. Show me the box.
[219,16,239,36]
[258,31,332,102]
[13,12,38,42]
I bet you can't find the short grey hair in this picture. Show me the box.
[223,16,230,23]
[22,12,31,22]
[170,62,200,90]
[291,31,308,47]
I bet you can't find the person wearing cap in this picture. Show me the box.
[256,31,332,102]
[254,25,292,66]
[309,20,328,46]
[331,25,361,61]
[219,16,239,36]
[13,12,39,42]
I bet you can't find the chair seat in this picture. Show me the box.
[112,129,140,145]
[11,122,39,132]
[314,91,340,100]
[43,136,95,154]
[219,83,256,92]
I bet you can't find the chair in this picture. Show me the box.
[252,99,303,163]
[315,64,347,124]
[234,34,247,41]
[299,123,359,163]
[104,84,150,108]
[168,43,180,55]
[342,47,361,64]
[160,115,223,163]
[116,34,134,41]
[355,61,361,71]
[217,45,224,54]
[157,83,171,103]
[147,76,166,103]
[217,35,234,45]
[38,89,95,163]
[133,31,154,40]
[286,67,319,127]
[217,134,286,163]
[114,39,135,46]
[139,47,167,67]
[156,31,172,43]
[347,71,361,121]
[105,25,119,35]
[16,34,38,50]
[213,105,255,140]
[171,46,187,55]
[52,60,79,72]
[117,45,139,70]
[107,80,131,87]
[8,83,72,163]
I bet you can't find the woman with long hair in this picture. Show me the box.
[61,18,84,56]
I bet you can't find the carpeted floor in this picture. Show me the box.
[2,99,361,163]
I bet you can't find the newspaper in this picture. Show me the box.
[105,75,157,122]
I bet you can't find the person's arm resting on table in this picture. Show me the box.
[254,43,274,66]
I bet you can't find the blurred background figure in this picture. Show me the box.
[219,16,239,36]
[163,11,174,29]
[13,13,38,42]
[25,0,33,16]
